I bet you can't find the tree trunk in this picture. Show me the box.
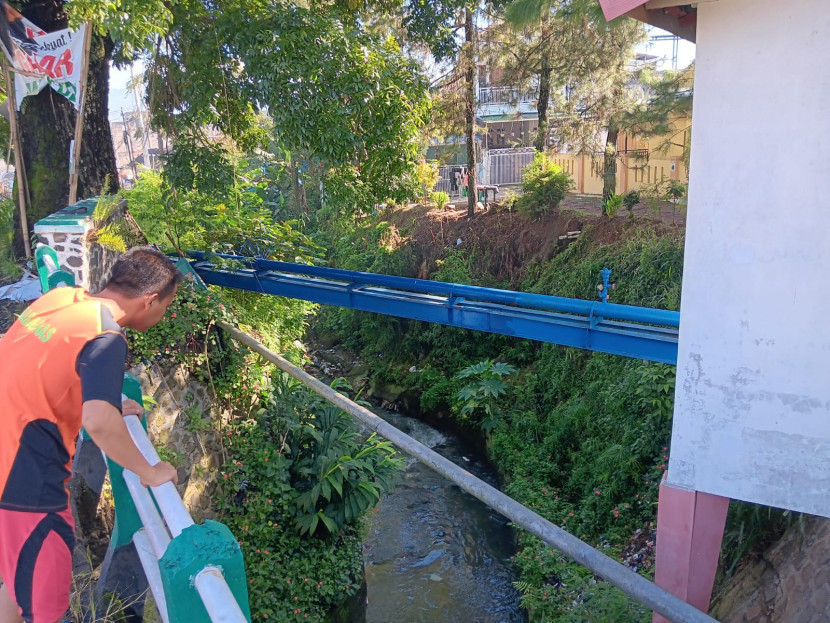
[534,35,551,153]
[291,157,307,215]
[12,1,118,255]
[464,8,477,219]
[602,123,619,206]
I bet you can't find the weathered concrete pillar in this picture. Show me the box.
[654,0,830,618]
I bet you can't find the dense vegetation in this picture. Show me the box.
[124,182,405,621]
[314,211,684,620]
[117,151,787,621]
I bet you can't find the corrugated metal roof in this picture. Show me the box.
[598,0,646,21]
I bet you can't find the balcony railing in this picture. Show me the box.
[478,86,537,105]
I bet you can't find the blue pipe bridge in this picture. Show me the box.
[185,253,679,365]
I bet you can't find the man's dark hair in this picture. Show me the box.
[105,247,184,299]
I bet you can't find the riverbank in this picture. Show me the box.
[314,206,688,621]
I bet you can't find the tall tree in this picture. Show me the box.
[400,0,484,217]
[70,0,431,220]
[622,63,694,173]
[463,7,477,217]
[493,0,645,199]
[11,0,118,255]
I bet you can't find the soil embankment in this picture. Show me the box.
[384,197,685,288]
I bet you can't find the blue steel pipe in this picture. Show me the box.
[186,252,679,328]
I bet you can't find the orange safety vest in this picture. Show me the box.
[0,288,126,511]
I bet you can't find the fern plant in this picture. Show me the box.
[87,193,145,252]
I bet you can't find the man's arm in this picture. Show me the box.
[82,400,178,487]
[77,321,177,488]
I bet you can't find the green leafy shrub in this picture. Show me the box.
[453,360,517,432]
[637,178,689,215]
[129,283,234,368]
[602,193,624,218]
[127,282,271,406]
[215,374,404,620]
[517,153,574,218]
[124,155,322,262]
[414,159,440,203]
[430,190,450,210]
[664,180,686,201]
[278,385,403,536]
[513,540,650,622]
[433,249,473,283]
[623,190,640,216]
[498,187,519,212]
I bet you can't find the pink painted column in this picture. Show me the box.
[653,473,730,623]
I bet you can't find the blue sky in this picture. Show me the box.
[108,62,144,121]
[641,27,696,70]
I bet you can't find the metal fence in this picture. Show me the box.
[120,411,249,623]
[479,86,537,105]
[489,147,536,186]
[436,164,467,196]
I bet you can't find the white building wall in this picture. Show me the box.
[668,0,830,515]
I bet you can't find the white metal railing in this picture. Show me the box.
[478,85,538,105]
[114,412,248,623]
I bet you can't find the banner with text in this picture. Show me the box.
[0,1,86,110]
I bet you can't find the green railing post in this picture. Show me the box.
[158,522,251,623]
[108,373,147,549]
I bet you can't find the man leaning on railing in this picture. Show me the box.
[0,247,183,623]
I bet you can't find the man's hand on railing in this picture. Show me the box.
[140,461,179,488]
[84,400,180,489]
[120,398,144,417]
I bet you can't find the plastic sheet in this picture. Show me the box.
[0,271,42,302]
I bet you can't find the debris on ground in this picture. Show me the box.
[0,271,41,303]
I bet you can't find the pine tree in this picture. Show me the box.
[488,0,646,200]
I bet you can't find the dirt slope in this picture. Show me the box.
[386,199,684,287]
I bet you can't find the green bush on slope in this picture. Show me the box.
[318,220,683,620]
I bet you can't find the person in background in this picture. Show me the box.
[0,246,184,623]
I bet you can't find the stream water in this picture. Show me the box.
[361,406,525,623]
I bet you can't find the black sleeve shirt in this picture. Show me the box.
[75,307,127,410]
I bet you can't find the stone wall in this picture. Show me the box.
[130,360,227,522]
[710,516,830,622]
[34,198,144,291]
[37,230,87,285]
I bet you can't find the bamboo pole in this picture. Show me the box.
[68,23,93,205]
[3,62,32,259]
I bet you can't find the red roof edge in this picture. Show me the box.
[598,0,648,21]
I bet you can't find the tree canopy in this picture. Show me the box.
[70,0,432,210]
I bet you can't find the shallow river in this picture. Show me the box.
[361,407,526,623]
